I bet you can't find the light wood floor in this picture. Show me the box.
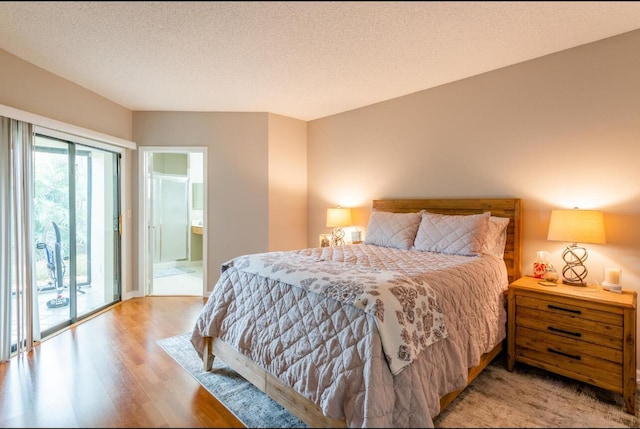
[0,296,244,428]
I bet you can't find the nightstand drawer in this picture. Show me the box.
[516,295,623,326]
[516,325,623,367]
[516,326,623,391]
[515,308,623,349]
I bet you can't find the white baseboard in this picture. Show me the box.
[122,289,209,300]
[122,290,144,300]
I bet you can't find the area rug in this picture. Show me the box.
[153,266,195,278]
[435,360,640,428]
[157,332,306,428]
[158,332,640,428]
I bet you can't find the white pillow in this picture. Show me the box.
[363,210,422,250]
[413,211,490,256]
[482,216,510,258]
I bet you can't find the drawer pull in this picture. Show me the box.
[547,304,581,315]
[547,348,581,360]
[547,326,582,337]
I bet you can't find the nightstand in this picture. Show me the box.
[507,276,637,414]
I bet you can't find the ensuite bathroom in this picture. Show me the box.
[150,151,204,295]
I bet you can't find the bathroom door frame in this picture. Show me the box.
[138,146,207,297]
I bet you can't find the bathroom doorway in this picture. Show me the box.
[139,147,207,296]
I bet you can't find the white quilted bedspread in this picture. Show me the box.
[229,251,448,375]
[191,244,508,428]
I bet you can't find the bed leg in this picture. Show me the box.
[203,337,215,371]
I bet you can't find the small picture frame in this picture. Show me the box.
[319,233,332,248]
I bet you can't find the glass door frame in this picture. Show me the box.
[33,127,122,336]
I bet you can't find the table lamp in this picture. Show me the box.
[326,207,352,246]
[547,208,605,286]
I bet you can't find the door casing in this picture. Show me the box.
[137,146,208,297]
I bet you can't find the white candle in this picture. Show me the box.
[604,267,621,285]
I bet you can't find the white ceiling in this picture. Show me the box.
[1,1,640,121]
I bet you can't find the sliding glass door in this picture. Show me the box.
[33,134,120,337]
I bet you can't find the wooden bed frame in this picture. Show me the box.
[201,198,522,427]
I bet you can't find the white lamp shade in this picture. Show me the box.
[326,207,352,228]
[547,209,605,244]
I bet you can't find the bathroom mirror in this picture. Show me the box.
[192,183,203,210]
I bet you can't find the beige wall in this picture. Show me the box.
[133,112,308,289]
[308,29,640,328]
[132,111,271,292]
[0,49,132,141]
[268,113,308,251]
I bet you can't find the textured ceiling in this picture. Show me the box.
[1,1,640,121]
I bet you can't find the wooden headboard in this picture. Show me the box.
[372,198,522,283]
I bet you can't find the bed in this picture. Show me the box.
[191,198,522,427]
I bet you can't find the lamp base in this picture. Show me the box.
[562,279,587,287]
[331,227,345,247]
[560,244,589,287]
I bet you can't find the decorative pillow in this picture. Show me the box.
[363,210,422,250]
[413,211,490,256]
[482,216,510,258]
